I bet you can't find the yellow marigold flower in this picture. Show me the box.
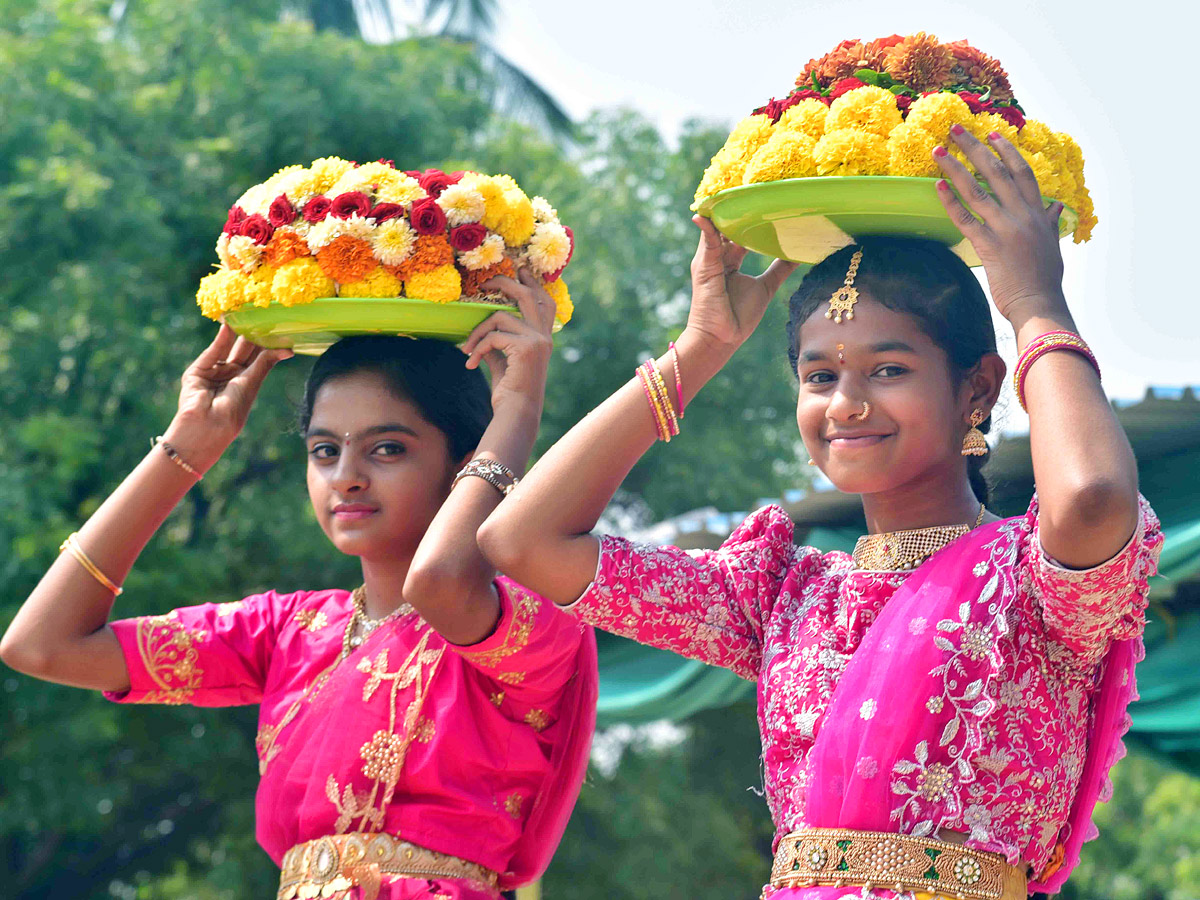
[777,99,829,141]
[965,112,1019,147]
[468,175,511,233]
[437,183,486,227]
[371,217,416,267]
[196,268,245,319]
[459,233,507,271]
[338,267,402,298]
[308,157,356,195]
[1017,120,1053,154]
[243,264,277,308]
[495,192,536,247]
[886,123,940,177]
[404,264,462,303]
[743,131,818,184]
[692,115,776,207]
[905,92,973,143]
[813,129,889,176]
[274,168,321,205]
[375,173,426,207]
[1071,184,1096,243]
[329,162,397,198]
[272,257,334,308]
[826,86,902,137]
[1055,132,1084,178]
[544,277,573,325]
[525,221,571,274]
[1022,149,1061,200]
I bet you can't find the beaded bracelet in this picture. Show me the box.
[1013,331,1100,412]
[152,436,203,478]
[668,341,685,420]
[60,532,123,596]
[644,361,678,438]
[452,458,519,496]
[636,363,672,441]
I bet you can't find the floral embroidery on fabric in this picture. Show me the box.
[134,612,206,704]
[524,708,550,731]
[256,662,339,775]
[326,630,444,834]
[489,691,505,708]
[294,608,329,632]
[457,585,540,667]
[215,601,245,616]
[503,792,524,819]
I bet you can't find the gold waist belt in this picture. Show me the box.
[278,833,499,900]
[770,829,1027,900]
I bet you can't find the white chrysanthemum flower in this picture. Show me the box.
[273,169,319,207]
[329,162,396,198]
[216,233,235,269]
[262,164,306,193]
[437,184,486,226]
[375,174,426,208]
[458,233,506,271]
[340,213,373,242]
[531,196,559,224]
[234,183,273,216]
[226,234,263,272]
[524,221,571,274]
[305,218,347,252]
[371,218,416,266]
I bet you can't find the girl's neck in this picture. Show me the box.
[359,555,414,619]
[860,466,983,535]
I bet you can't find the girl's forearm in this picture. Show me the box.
[479,329,735,604]
[1011,302,1139,567]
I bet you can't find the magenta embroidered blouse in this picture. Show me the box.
[565,496,1161,896]
[104,578,597,899]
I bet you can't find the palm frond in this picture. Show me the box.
[422,0,496,39]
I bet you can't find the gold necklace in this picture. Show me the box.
[340,585,411,659]
[852,504,986,572]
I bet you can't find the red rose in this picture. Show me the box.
[996,104,1026,130]
[753,97,786,122]
[331,191,372,219]
[267,193,296,228]
[369,202,406,223]
[418,169,456,197]
[449,223,487,252]
[376,158,396,168]
[223,206,247,236]
[543,225,574,282]
[957,91,993,115]
[409,197,447,235]
[239,213,274,245]
[447,171,465,184]
[792,88,831,106]
[829,77,866,100]
[404,169,422,179]
[303,196,332,223]
[895,94,913,115]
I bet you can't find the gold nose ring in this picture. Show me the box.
[850,401,871,422]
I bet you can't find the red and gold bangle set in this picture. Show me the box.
[636,341,685,442]
[1013,330,1100,411]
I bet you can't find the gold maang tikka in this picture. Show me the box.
[826,249,863,324]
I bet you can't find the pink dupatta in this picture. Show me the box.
[803,517,1141,893]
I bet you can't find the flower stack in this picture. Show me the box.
[693,34,1095,242]
[198,158,575,323]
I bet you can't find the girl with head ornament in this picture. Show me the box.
[479,129,1161,898]
[3,270,597,899]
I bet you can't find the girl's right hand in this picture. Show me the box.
[684,216,798,351]
[164,323,293,472]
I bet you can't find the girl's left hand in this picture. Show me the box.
[934,126,1067,322]
[459,268,556,414]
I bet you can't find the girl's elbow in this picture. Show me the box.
[476,514,527,576]
[0,629,54,679]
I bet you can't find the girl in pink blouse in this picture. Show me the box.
[479,130,1160,898]
[2,274,596,900]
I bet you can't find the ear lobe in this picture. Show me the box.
[968,352,1006,409]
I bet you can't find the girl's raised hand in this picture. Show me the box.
[166,323,293,471]
[460,268,555,415]
[685,215,797,351]
[933,127,1067,322]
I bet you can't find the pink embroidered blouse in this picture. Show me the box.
[105,578,597,899]
[565,496,1162,897]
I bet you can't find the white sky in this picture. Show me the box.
[489,0,1200,414]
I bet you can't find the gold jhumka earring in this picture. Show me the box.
[826,249,863,324]
[962,408,988,456]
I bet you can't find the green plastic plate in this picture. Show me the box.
[695,176,1077,267]
[225,297,559,356]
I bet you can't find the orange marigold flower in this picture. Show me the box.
[797,38,869,88]
[946,40,1013,101]
[315,235,375,283]
[883,32,955,93]
[461,258,516,297]
[390,234,455,280]
[262,229,309,268]
[863,35,904,69]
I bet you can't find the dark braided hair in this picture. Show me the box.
[785,238,997,504]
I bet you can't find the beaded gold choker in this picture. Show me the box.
[853,504,985,571]
[340,585,411,658]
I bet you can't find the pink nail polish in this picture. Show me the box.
[933,145,948,158]
[989,131,1001,141]
[950,123,965,136]
[936,179,950,191]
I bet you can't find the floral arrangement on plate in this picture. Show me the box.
[692,33,1095,242]
[197,158,575,325]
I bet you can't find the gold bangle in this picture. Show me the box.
[452,459,519,496]
[152,436,202,478]
[647,362,678,434]
[59,533,123,596]
[638,363,672,441]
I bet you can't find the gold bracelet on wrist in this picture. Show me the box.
[59,533,123,596]
[452,459,519,496]
[151,435,203,478]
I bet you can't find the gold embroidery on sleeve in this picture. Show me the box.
[134,612,207,704]
[294,609,330,632]
[457,587,540,667]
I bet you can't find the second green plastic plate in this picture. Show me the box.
[695,176,1078,267]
